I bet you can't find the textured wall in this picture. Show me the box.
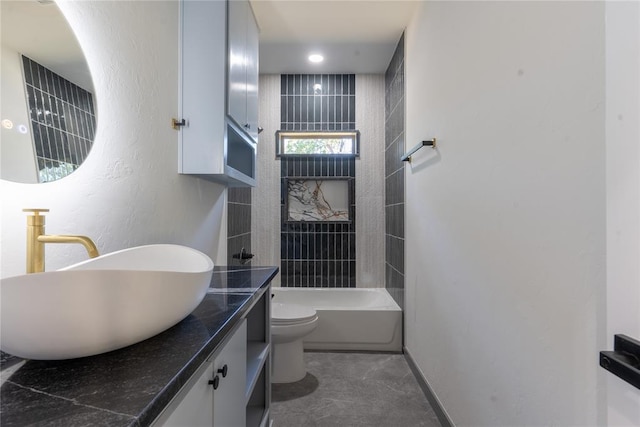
[355,75,385,287]
[604,2,640,424]
[252,75,282,284]
[404,2,605,425]
[385,36,405,308]
[1,1,228,278]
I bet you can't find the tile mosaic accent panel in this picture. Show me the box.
[22,56,96,182]
[280,74,357,288]
[287,179,350,222]
[385,35,406,309]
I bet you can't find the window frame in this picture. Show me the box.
[275,130,360,157]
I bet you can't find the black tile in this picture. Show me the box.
[77,112,87,139]
[337,75,344,95]
[293,96,301,122]
[73,137,83,163]
[55,130,66,161]
[328,75,335,95]
[320,96,328,125]
[348,75,356,95]
[313,96,321,123]
[293,75,301,95]
[321,75,329,95]
[286,159,295,176]
[87,93,95,116]
[335,97,342,123]
[286,75,294,94]
[34,64,46,92]
[385,170,404,206]
[349,96,356,123]
[43,69,53,95]
[26,87,37,121]
[341,96,349,123]
[348,158,356,177]
[87,116,96,140]
[280,96,287,125]
[34,89,45,123]
[327,95,335,124]
[46,126,56,155]
[22,56,33,85]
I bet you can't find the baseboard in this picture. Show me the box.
[304,349,402,354]
[404,347,455,427]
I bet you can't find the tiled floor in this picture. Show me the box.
[271,352,442,427]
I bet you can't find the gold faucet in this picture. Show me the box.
[23,208,100,274]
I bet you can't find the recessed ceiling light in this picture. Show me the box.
[308,54,324,63]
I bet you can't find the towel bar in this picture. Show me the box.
[401,138,437,162]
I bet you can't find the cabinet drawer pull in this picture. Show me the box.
[209,375,220,389]
[217,364,228,378]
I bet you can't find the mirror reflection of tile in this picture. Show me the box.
[287,179,349,222]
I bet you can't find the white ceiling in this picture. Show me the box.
[251,0,418,74]
[1,0,416,93]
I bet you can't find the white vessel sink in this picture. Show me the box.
[0,244,214,360]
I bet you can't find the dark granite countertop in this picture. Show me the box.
[0,266,278,427]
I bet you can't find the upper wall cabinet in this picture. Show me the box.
[178,0,259,187]
[228,0,259,143]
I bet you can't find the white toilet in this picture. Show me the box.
[271,302,318,383]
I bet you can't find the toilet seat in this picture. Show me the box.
[272,303,317,325]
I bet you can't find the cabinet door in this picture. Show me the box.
[213,320,247,427]
[155,360,214,426]
[180,0,226,174]
[227,0,248,129]
[245,5,259,143]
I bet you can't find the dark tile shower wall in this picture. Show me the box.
[385,35,406,309]
[280,74,355,131]
[227,187,252,266]
[22,56,96,183]
[280,74,356,288]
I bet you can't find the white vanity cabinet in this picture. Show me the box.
[155,321,247,427]
[152,289,271,427]
[213,321,248,426]
[178,0,258,187]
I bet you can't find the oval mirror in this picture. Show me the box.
[1,0,96,183]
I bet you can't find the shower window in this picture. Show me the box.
[276,131,359,157]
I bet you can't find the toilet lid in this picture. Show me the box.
[272,303,317,324]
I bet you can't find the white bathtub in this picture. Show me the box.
[271,288,402,352]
